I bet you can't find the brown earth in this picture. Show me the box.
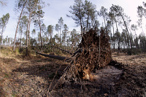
[0,53,146,97]
[0,54,68,97]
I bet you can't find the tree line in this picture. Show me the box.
[0,0,146,55]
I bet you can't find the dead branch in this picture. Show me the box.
[36,52,73,62]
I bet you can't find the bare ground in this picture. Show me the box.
[0,53,146,97]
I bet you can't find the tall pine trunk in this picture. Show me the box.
[13,1,27,51]
[25,2,38,56]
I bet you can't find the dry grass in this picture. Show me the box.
[0,47,68,96]
[112,52,146,65]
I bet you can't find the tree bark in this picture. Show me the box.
[13,1,27,51]
[25,2,37,56]
[114,17,119,32]
[120,14,130,36]
[38,17,42,48]
[36,52,73,62]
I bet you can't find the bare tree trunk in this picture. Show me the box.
[1,27,4,45]
[19,32,22,48]
[0,34,2,45]
[86,15,89,30]
[13,1,27,51]
[26,17,31,48]
[120,14,130,36]
[28,22,31,47]
[112,22,115,50]
[38,17,42,48]
[80,17,83,37]
[115,18,119,32]
[103,15,107,28]
[25,2,37,56]
[60,28,61,46]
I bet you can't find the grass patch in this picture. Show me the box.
[0,47,14,56]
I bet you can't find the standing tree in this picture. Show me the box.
[137,3,146,34]
[68,0,97,35]
[47,25,53,44]
[110,4,131,35]
[18,16,28,47]
[83,0,97,31]
[131,24,138,36]
[121,30,127,49]
[55,24,59,34]
[69,29,80,48]
[139,34,146,52]
[26,0,41,47]
[55,17,64,45]
[98,6,108,27]
[54,34,60,45]
[68,0,84,36]
[24,0,42,56]
[58,17,64,45]
[13,0,27,51]
[108,12,116,35]
[0,13,10,45]
[31,29,36,37]
[128,33,134,49]
[62,24,68,45]
[110,5,120,33]
[33,3,45,48]
[41,23,46,45]
[55,24,61,44]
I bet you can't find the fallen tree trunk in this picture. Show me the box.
[36,52,73,62]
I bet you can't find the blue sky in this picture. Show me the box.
[0,0,145,39]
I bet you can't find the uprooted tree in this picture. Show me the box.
[37,28,111,84]
[54,28,112,86]
[73,28,111,80]
[35,27,146,97]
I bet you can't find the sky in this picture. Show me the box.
[0,0,145,39]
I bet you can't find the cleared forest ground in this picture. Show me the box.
[112,52,146,65]
[0,52,146,97]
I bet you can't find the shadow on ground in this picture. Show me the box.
[12,59,68,82]
[12,59,146,97]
